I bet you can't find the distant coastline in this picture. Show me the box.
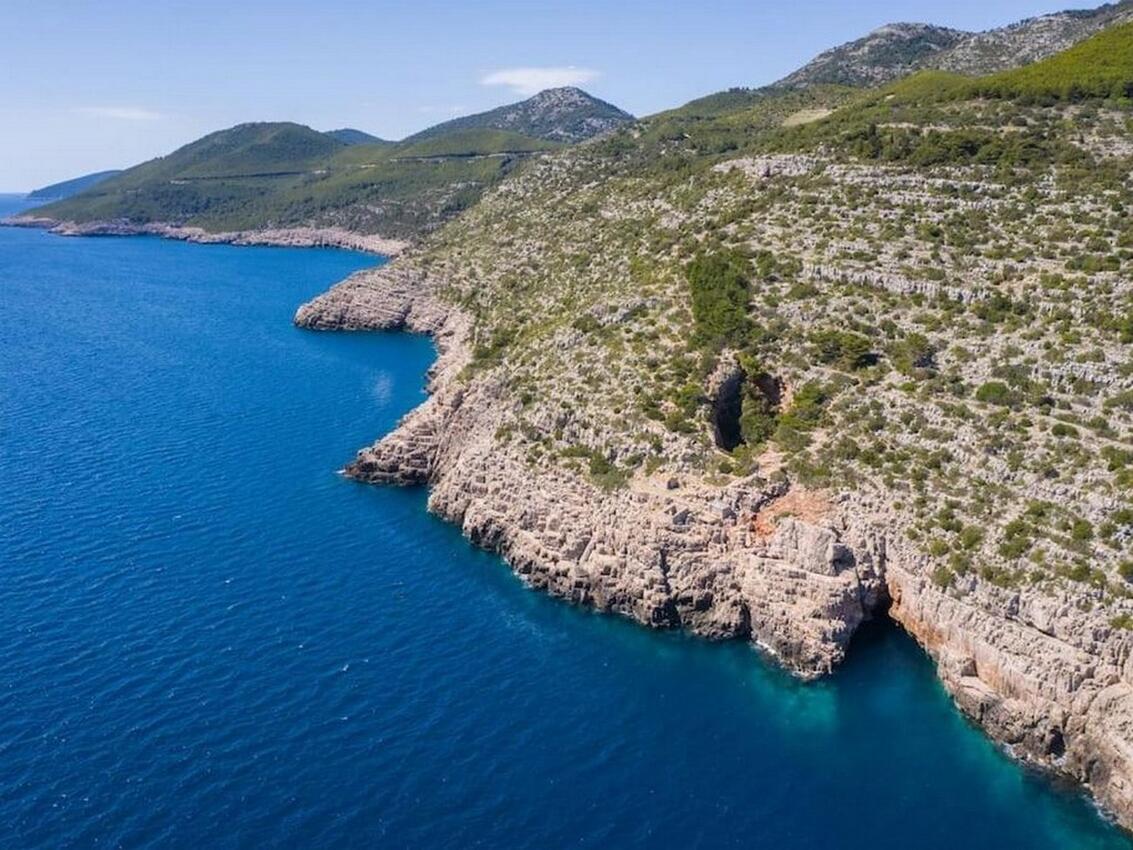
[1,215,407,256]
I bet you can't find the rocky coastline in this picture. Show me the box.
[2,215,407,256]
[295,259,1133,833]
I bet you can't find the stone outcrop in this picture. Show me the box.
[887,556,1133,830]
[2,216,407,256]
[295,259,1133,832]
[295,262,887,677]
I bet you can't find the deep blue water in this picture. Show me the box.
[0,193,1130,850]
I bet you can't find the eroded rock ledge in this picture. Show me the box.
[295,261,1133,832]
[3,216,407,256]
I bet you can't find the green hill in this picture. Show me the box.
[121,122,345,181]
[22,88,630,239]
[27,169,123,201]
[392,128,562,158]
[325,128,388,146]
[29,121,561,238]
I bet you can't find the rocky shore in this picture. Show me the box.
[2,216,407,256]
[296,260,1133,833]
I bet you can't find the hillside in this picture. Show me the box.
[405,87,633,144]
[971,19,1133,100]
[17,90,626,239]
[27,169,123,201]
[778,23,968,87]
[781,0,1133,87]
[296,21,1133,832]
[23,122,561,239]
[931,0,1133,75]
[325,128,387,145]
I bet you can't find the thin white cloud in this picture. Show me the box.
[74,106,163,121]
[479,66,600,96]
[416,104,469,116]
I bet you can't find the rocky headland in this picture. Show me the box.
[295,259,1133,831]
[3,216,408,256]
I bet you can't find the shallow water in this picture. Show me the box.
[1,194,1129,849]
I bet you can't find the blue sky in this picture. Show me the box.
[3,0,1081,190]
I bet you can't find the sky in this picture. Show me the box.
[2,0,1084,191]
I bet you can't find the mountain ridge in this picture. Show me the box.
[325,128,388,146]
[780,0,1133,87]
[13,88,627,239]
[405,87,633,144]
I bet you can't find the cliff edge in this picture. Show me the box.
[296,261,1133,830]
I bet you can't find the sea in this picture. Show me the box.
[1,194,1129,849]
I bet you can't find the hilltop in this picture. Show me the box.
[405,87,633,144]
[780,0,1133,87]
[324,128,388,146]
[295,18,1133,832]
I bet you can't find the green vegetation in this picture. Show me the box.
[810,329,875,370]
[27,169,123,201]
[975,381,1016,406]
[324,128,387,146]
[774,382,832,452]
[686,250,752,348]
[738,362,780,447]
[32,123,562,239]
[971,22,1133,103]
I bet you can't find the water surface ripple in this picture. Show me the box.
[0,196,1129,849]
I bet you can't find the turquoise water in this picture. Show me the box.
[0,193,1129,849]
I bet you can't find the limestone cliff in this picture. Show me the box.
[295,261,1133,830]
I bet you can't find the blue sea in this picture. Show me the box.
[0,194,1129,849]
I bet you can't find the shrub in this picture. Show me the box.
[975,381,1016,406]
[773,381,832,452]
[810,329,875,370]
[932,564,956,589]
[889,332,936,375]
[1071,519,1094,542]
[686,250,752,348]
[959,526,984,550]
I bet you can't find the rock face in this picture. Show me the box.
[295,260,1133,832]
[886,555,1133,830]
[779,1,1133,87]
[777,23,969,88]
[296,263,887,677]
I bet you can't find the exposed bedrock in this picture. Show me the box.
[887,560,1133,830]
[295,261,1133,831]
